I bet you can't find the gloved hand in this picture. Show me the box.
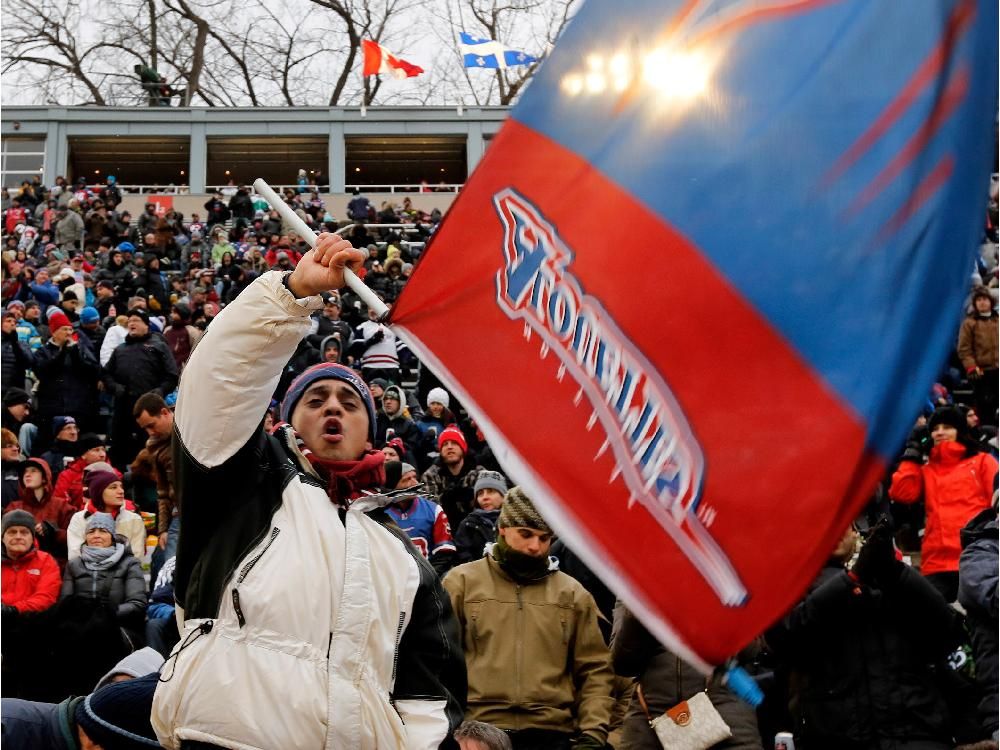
[851,521,903,588]
[368,330,384,345]
[900,442,925,463]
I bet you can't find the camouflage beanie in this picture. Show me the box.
[497,486,551,533]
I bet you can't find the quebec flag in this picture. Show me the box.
[460,32,538,69]
[396,0,999,670]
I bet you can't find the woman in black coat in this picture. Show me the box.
[61,512,147,645]
[611,600,762,750]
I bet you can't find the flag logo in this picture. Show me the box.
[493,188,747,606]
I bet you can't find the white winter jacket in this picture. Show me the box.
[151,271,466,749]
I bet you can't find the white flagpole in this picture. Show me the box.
[252,178,389,320]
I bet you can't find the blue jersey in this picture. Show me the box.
[384,496,455,559]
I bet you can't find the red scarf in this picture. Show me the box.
[84,499,136,517]
[294,431,385,507]
[85,500,119,519]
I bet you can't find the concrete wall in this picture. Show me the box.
[1,106,506,193]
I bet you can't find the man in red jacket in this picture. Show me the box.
[1,509,60,616]
[51,433,109,511]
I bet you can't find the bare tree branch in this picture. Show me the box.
[2,0,571,106]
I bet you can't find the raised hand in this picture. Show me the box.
[286,233,366,298]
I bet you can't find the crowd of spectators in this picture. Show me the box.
[0,170,997,750]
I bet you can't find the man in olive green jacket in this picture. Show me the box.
[443,487,614,750]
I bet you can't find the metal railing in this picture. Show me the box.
[345,184,462,194]
[206,185,303,194]
[207,184,463,194]
[68,184,191,195]
[9,183,462,196]
[121,185,191,195]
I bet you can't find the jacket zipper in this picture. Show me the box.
[515,584,523,724]
[675,655,682,698]
[232,527,281,627]
[237,527,281,584]
[390,611,406,684]
[217,523,274,614]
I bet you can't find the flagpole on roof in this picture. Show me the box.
[456,2,466,104]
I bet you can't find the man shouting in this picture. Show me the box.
[152,233,466,749]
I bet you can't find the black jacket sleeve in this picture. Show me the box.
[10,335,34,370]
[103,348,126,396]
[154,337,179,395]
[380,518,467,748]
[31,343,67,379]
[610,599,657,677]
[116,558,149,623]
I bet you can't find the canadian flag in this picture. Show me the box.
[362,39,424,79]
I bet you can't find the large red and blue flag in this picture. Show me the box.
[391,0,998,670]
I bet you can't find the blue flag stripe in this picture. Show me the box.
[510,0,998,459]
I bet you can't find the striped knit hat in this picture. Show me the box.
[280,363,377,443]
[75,672,161,748]
[497,487,552,533]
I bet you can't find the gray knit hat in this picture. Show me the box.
[474,471,508,497]
[2,509,35,536]
[85,512,116,536]
[94,647,166,691]
[497,487,551,533]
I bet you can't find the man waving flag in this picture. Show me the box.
[391,0,998,671]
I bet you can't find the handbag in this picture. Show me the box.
[635,658,732,750]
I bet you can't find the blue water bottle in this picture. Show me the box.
[723,663,764,707]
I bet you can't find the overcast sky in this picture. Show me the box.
[1,0,576,107]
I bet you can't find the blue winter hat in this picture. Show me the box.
[280,363,376,443]
[75,672,161,748]
[80,306,100,324]
[117,241,135,252]
[52,415,76,433]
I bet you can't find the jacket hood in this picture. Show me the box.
[17,457,53,490]
[929,439,977,465]
[960,508,998,549]
[319,334,342,363]
[382,385,405,419]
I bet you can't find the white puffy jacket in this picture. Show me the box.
[151,271,466,749]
